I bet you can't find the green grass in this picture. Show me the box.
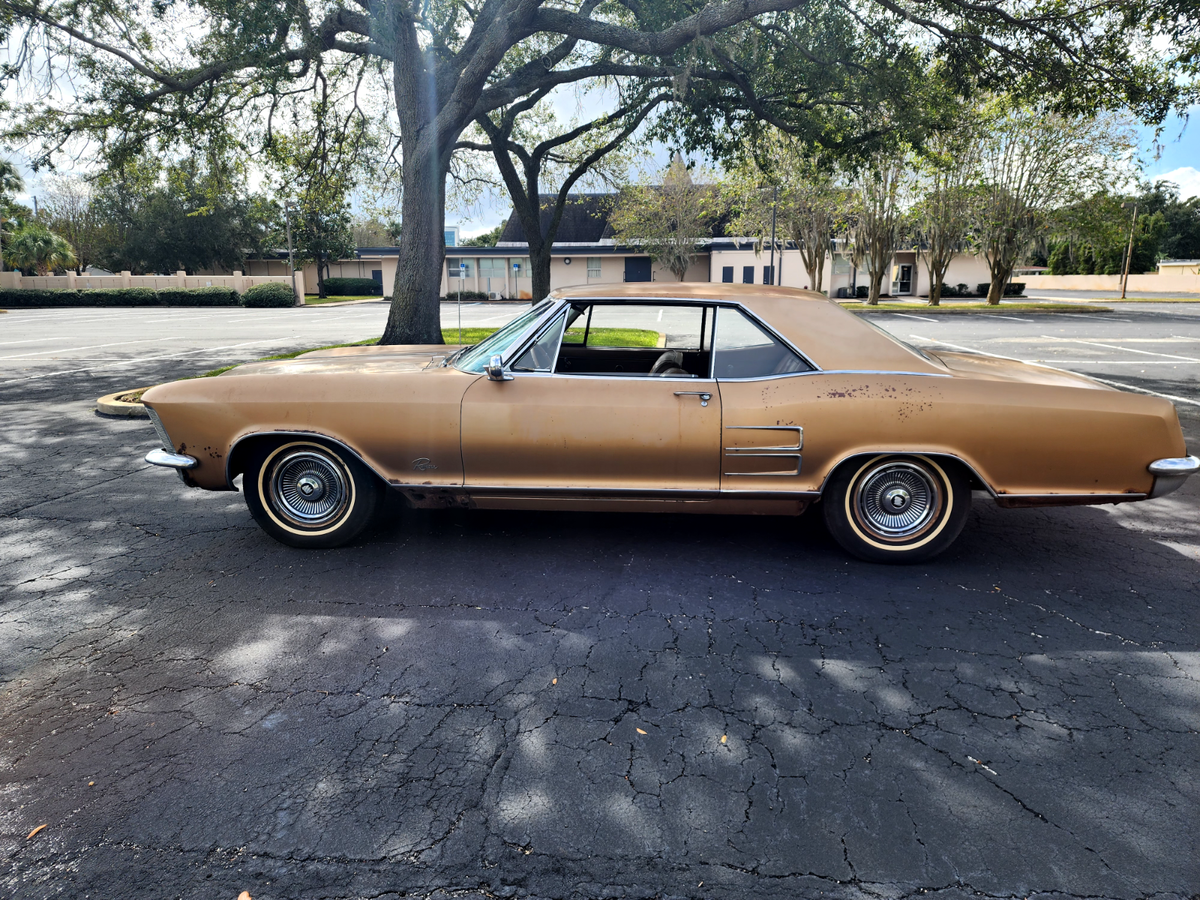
[840,301,1112,313]
[443,327,503,345]
[563,327,661,347]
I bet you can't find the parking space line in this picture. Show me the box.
[1045,337,1200,363]
[1083,376,1200,407]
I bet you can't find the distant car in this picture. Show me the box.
[141,284,1197,562]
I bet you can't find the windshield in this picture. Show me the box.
[454,300,555,374]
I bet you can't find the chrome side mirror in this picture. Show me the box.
[485,354,513,382]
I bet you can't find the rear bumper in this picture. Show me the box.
[1148,455,1199,499]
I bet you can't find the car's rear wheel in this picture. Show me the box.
[823,455,969,563]
[244,440,383,548]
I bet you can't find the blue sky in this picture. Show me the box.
[1138,105,1199,198]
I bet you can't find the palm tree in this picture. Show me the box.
[6,224,78,275]
[0,157,25,272]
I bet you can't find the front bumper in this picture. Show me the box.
[1148,455,1200,499]
[145,448,199,470]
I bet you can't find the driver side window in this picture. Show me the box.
[512,311,568,372]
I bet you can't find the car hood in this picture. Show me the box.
[218,343,466,378]
[930,350,1113,390]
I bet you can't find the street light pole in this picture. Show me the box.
[768,185,778,286]
[284,202,297,305]
[1120,201,1138,301]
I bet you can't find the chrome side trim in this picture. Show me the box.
[806,369,952,378]
[388,482,819,502]
[146,448,199,470]
[724,425,804,451]
[1148,455,1200,476]
[723,426,804,476]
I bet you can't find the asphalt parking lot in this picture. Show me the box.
[1,299,1198,899]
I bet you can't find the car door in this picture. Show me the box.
[712,305,816,492]
[460,302,721,491]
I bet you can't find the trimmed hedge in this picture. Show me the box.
[0,285,285,307]
[80,287,160,306]
[0,288,84,307]
[159,286,240,306]
[242,282,297,307]
[441,289,492,301]
[323,277,382,296]
[977,282,1026,297]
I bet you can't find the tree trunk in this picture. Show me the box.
[381,150,447,345]
[316,259,327,299]
[986,253,1012,305]
[929,273,942,306]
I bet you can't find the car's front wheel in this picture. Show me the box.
[244,440,383,548]
[823,455,969,563]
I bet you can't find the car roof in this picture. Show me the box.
[551,283,829,303]
[547,283,945,374]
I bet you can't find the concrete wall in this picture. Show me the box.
[1022,274,1200,293]
[0,269,305,302]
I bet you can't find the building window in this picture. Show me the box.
[511,258,530,276]
[444,227,458,247]
[479,257,506,275]
[832,255,851,275]
[721,266,734,283]
[587,257,602,278]
[763,265,774,285]
[742,266,754,284]
[448,259,473,278]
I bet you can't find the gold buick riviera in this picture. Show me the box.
[141,284,1198,563]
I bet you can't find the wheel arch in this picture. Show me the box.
[226,431,388,489]
[816,451,993,499]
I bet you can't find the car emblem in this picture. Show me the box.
[412,458,438,471]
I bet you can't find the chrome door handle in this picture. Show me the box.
[674,391,712,407]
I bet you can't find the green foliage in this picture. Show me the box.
[241,282,296,307]
[158,286,240,306]
[610,157,717,280]
[322,277,381,296]
[461,225,504,248]
[0,289,81,307]
[977,283,1024,296]
[1046,187,1171,275]
[0,287,243,306]
[440,290,490,301]
[5,223,77,274]
[91,155,279,275]
[79,287,159,306]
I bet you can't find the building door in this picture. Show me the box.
[624,257,652,282]
[742,266,754,284]
[892,264,913,295]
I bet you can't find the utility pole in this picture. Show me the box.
[769,185,778,286]
[284,201,297,305]
[1120,201,1138,301]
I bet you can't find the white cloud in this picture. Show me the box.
[1155,167,1200,200]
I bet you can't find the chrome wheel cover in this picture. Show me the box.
[268,450,350,527]
[854,461,941,539]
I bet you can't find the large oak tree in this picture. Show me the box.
[0,0,1191,341]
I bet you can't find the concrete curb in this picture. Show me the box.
[97,389,151,418]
